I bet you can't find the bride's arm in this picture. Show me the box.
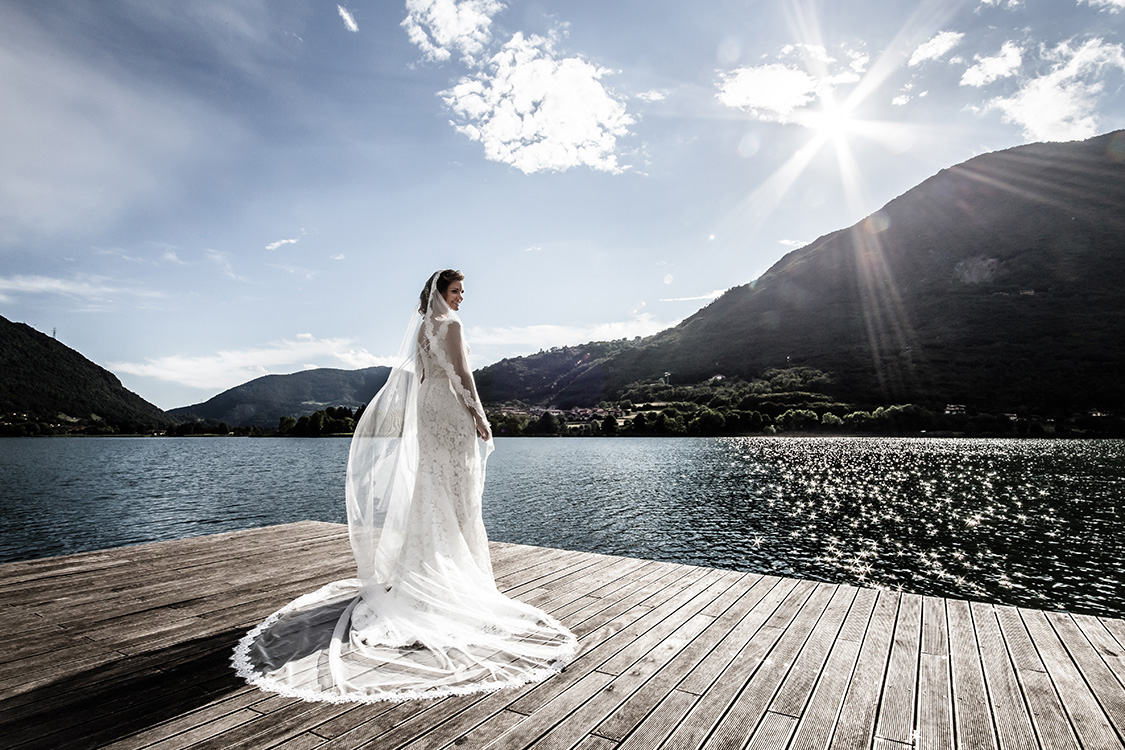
[444,320,492,440]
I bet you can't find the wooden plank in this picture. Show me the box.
[479,670,616,748]
[917,596,953,750]
[1022,609,1122,749]
[508,567,726,716]
[970,602,1039,750]
[946,598,999,750]
[787,588,876,750]
[874,592,922,746]
[594,575,787,743]
[918,653,954,750]
[528,613,715,750]
[829,589,901,750]
[704,584,859,750]
[1072,613,1125,694]
[662,582,836,749]
[616,689,699,750]
[746,711,799,750]
[676,577,810,697]
[994,605,1080,750]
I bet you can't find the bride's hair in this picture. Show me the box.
[419,269,464,313]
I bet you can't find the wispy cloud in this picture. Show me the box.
[265,262,318,280]
[0,7,240,245]
[1081,0,1125,12]
[337,5,359,33]
[109,334,397,391]
[908,31,965,66]
[0,274,160,304]
[205,249,250,282]
[402,0,503,65]
[265,237,301,250]
[636,90,667,103]
[442,31,634,174]
[961,41,1022,86]
[980,37,1125,141]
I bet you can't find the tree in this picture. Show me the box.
[776,408,818,431]
[601,413,619,435]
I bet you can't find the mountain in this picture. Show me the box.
[0,315,168,429]
[477,131,1125,414]
[168,366,391,428]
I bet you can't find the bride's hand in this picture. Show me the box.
[475,417,492,441]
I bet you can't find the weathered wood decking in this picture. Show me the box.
[1,521,1123,750]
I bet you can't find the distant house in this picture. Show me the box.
[944,404,966,415]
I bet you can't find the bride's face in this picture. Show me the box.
[443,281,464,311]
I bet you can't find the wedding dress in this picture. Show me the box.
[232,273,577,703]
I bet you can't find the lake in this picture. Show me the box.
[1,436,1122,618]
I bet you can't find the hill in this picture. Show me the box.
[478,131,1125,414]
[168,366,391,428]
[0,315,168,432]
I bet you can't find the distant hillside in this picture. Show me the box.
[169,366,391,428]
[478,131,1125,413]
[0,315,168,429]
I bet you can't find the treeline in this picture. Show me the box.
[276,406,363,436]
[490,402,1123,437]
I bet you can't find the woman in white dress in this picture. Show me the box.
[233,269,577,703]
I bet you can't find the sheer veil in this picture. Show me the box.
[232,271,577,704]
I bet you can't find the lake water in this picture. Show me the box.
[1,436,1122,618]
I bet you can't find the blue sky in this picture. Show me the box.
[2,0,1123,410]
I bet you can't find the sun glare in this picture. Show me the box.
[808,103,856,140]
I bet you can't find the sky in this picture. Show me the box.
[2,0,1124,410]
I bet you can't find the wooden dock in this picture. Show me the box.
[1,521,1123,750]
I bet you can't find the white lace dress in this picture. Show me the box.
[232,287,577,703]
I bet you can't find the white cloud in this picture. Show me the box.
[1081,0,1125,12]
[265,237,300,250]
[848,50,870,73]
[163,251,187,265]
[331,254,346,261]
[717,63,819,123]
[978,0,1022,8]
[0,274,160,304]
[663,274,674,284]
[777,239,808,248]
[636,90,667,103]
[659,289,726,302]
[961,41,1023,86]
[442,32,634,174]
[715,42,869,125]
[908,31,965,66]
[982,38,1125,141]
[468,313,675,352]
[401,0,504,65]
[109,335,397,390]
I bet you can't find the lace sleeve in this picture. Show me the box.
[438,319,491,439]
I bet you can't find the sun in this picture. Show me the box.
[805,97,858,142]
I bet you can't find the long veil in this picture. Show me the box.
[232,272,577,703]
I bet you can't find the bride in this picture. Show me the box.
[233,269,577,703]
